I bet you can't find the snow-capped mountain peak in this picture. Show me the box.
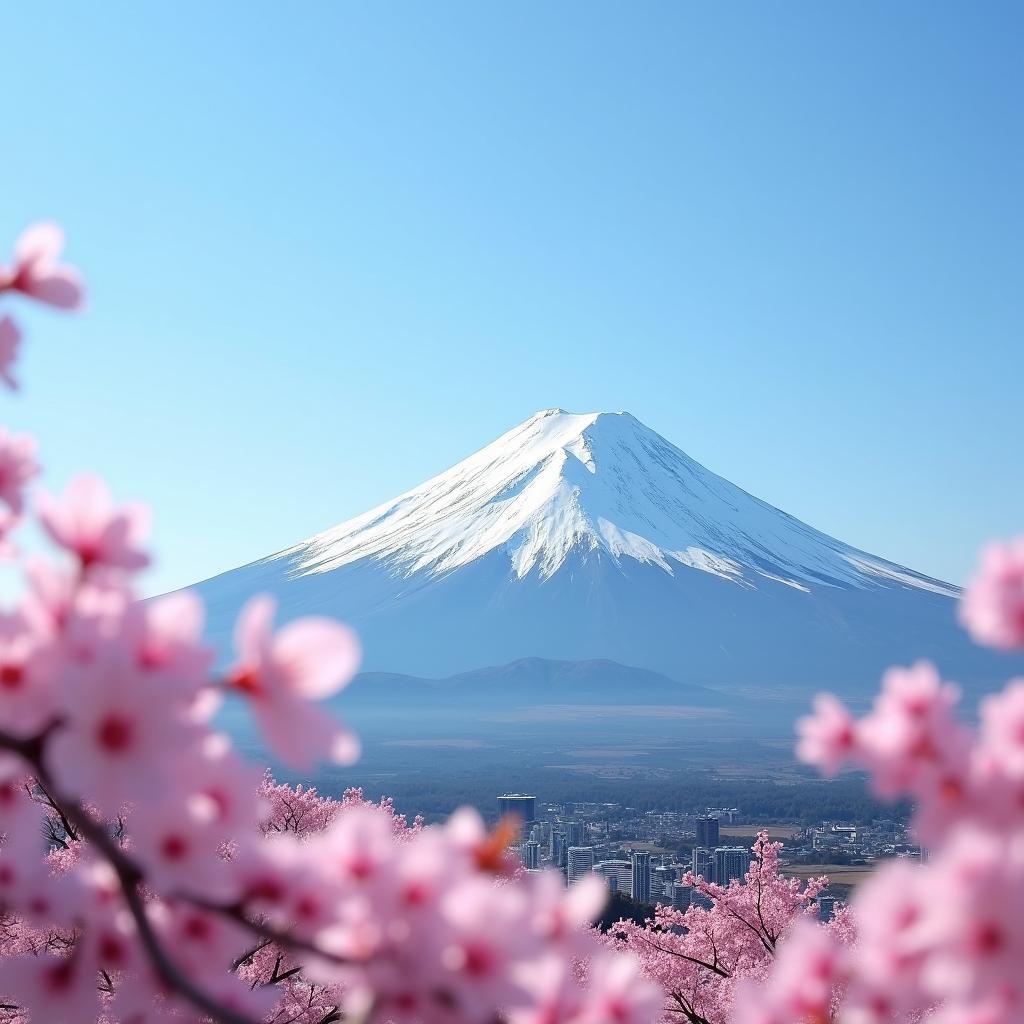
[195,407,1018,694]
[286,409,955,597]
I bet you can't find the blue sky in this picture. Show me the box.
[1,2,1021,594]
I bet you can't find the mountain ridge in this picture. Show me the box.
[345,656,730,708]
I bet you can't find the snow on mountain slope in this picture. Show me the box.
[287,408,955,597]
[194,409,1015,697]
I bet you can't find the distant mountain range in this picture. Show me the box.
[345,657,729,710]
[194,408,1020,708]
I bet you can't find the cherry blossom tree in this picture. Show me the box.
[2,771,411,1024]
[257,773,423,841]
[730,544,1024,1024]
[607,833,840,1024]
[229,774,427,1023]
[0,222,663,1024]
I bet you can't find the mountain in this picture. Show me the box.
[194,408,1018,700]
[344,657,731,710]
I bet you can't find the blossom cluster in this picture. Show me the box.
[257,772,425,841]
[0,224,662,1024]
[608,833,842,1024]
[0,222,83,392]
[233,776,424,1023]
[732,544,1024,1024]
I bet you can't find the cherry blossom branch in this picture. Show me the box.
[667,991,711,1024]
[627,928,729,978]
[0,725,263,1024]
[232,938,274,971]
[751,841,775,947]
[177,892,356,970]
[30,778,80,844]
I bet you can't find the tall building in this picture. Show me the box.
[595,859,633,896]
[691,846,714,882]
[671,882,692,911]
[713,847,748,885]
[565,821,586,847]
[695,815,720,848]
[521,840,541,870]
[567,847,595,882]
[498,794,536,823]
[631,851,652,904]
[552,833,567,868]
[529,821,550,846]
[652,864,677,900]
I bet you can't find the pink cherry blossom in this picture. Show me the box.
[54,573,135,665]
[796,693,859,775]
[117,591,213,712]
[148,901,251,986]
[577,951,664,1024]
[0,608,58,738]
[960,538,1024,650]
[838,861,929,1022]
[80,910,140,978]
[228,595,360,768]
[733,918,841,1024]
[0,222,84,311]
[531,870,607,951]
[0,759,40,837]
[258,770,342,838]
[389,826,454,928]
[509,954,585,1024]
[45,643,194,813]
[231,832,305,920]
[438,877,534,1020]
[37,474,151,573]
[915,828,1024,1005]
[0,797,51,918]
[0,950,99,1024]
[0,506,20,560]
[22,555,80,632]
[0,429,39,515]
[0,315,20,390]
[182,733,264,836]
[316,803,398,895]
[977,679,1024,778]
[129,794,234,900]
[854,662,970,800]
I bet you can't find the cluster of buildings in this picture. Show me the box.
[501,794,752,910]
[496,794,921,922]
[789,819,923,865]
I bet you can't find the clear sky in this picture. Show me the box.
[1,2,1021,595]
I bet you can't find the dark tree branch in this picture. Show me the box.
[0,725,262,1024]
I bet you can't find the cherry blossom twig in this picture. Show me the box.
[0,724,262,1024]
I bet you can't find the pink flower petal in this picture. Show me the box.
[0,316,21,391]
[13,222,64,267]
[273,617,361,698]
[21,265,85,310]
[233,595,275,666]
